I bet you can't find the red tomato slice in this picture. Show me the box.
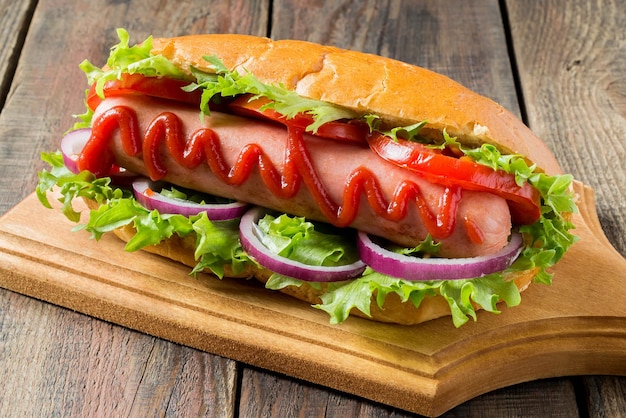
[228,95,367,145]
[86,73,201,111]
[366,131,542,225]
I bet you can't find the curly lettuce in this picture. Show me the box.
[182,56,358,132]
[37,152,250,278]
[80,28,189,97]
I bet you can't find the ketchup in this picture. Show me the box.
[78,106,463,240]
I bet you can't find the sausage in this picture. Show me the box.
[90,95,512,258]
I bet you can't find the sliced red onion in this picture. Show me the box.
[357,232,523,281]
[132,178,248,220]
[239,206,367,282]
[60,128,92,174]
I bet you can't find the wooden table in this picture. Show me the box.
[0,0,624,416]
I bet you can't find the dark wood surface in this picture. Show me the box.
[0,0,624,416]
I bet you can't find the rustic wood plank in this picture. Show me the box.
[446,379,580,417]
[238,367,416,417]
[239,370,583,417]
[0,290,238,417]
[0,0,616,418]
[0,0,268,417]
[0,0,36,108]
[583,376,626,418]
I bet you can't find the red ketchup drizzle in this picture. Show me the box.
[77,106,141,175]
[78,106,465,240]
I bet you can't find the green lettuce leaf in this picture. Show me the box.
[36,152,125,222]
[76,29,357,134]
[274,259,524,328]
[255,213,359,266]
[191,214,248,277]
[81,28,189,99]
[37,152,250,278]
[364,114,429,142]
[184,56,358,132]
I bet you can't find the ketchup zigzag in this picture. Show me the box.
[78,106,468,241]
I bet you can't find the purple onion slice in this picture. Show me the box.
[60,128,92,174]
[132,178,248,220]
[357,232,523,281]
[239,206,367,282]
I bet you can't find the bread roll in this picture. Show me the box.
[79,34,567,325]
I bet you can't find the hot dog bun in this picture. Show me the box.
[151,34,562,176]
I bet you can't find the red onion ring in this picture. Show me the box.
[132,178,249,220]
[239,206,367,282]
[60,128,139,185]
[357,232,523,281]
[60,128,92,174]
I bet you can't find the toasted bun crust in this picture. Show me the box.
[108,220,535,325]
[151,34,562,176]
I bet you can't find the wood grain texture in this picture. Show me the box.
[0,0,35,108]
[506,1,626,415]
[583,376,626,418]
[238,367,416,417]
[272,0,521,115]
[0,291,237,416]
[239,370,582,418]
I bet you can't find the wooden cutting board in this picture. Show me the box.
[0,181,624,417]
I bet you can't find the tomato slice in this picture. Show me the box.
[228,95,367,144]
[86,73,201,111]
[366,131,542,225]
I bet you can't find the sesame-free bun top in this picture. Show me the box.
[151,34,562,175]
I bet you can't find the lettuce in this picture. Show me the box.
[80,28,189,99]
[37,152,250,278]
[255,213,360,266]
[183,55,358,132]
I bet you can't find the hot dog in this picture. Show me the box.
[37,29,578,327]
[91,94,513,258]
